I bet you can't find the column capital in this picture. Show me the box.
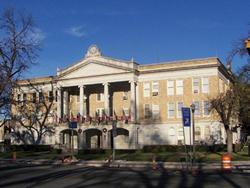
[102,82,110,86]
[78,85,85,88]
[129,80,137,84]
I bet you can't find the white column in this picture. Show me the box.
[136,82,140,123]
[103,83,110,116]
[57,87,62,120]
[79,85,84,117]
[63,90,69,117]
[130,81,136,122]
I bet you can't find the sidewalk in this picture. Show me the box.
[1,158,250,173]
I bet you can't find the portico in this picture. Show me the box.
[56,80,138,124]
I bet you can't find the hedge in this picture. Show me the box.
[10,145,52,152]
[142,144,227,153]
[78,149,138,155]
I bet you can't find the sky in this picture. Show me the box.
[1,0,250,78]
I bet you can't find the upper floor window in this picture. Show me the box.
[152,81,159,96]
[202,77,209,93]
[32,93,36,103]
[143,82,150,97]
[152,104,160,119]
[122,108,129,116]
[123,91,128,100]
[96,108,104,117]
[48,91,53,102]
[177,102,184,118]
[193,78,200,94]
[39,92,44,103]
[144,104,151,119]
[176,80,183,95]
[168,102,175,118]
[167,80,174,96]
[96,93,104,102]
[203,101,210,116]
[23,93,27,104]
[194,101,200,116]
[17,94,21,104]
[219,79,224,93]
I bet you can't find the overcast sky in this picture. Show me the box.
[1,0,250,78]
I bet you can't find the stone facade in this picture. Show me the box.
[10,44,240,149]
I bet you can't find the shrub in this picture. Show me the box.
[142,144,227,153]
[9,145,52,152]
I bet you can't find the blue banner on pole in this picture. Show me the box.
[69,121,77,129]
[181,107,191,127]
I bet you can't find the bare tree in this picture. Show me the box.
[0,8,40,127]
[226,26,250,69]
[11,79,56,145]
[210,26,250,155]
[209,84,240,155]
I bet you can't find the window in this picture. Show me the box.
[55,91,58,102]
[168,102,175,118]
[123,108,129,116]
[193,78,200,94]
[176,80,183,95]
[219,79,224,93]
[143,82,150,97]
[48,91,53,102]
[167,80,174,96]
[39,92,44,103]
[177,102,184,118]
[203,101,210,116]
[195,127,201,141]
[17,94,21,104]
[23,93,27,104]
[32,93,36,103]
[194,101,200,116]
[123,91,128,100]
[152,81,159,96]
[178,128,184,144]
[144,104,151,118]
[169,127,175,136]
[178,128,184,137]
[96,108,104,117]
[96,93,104,101]
[152,104,160,119]
[205,127,210,140]
[202,77,209,93]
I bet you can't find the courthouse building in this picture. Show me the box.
[11,45,239,149]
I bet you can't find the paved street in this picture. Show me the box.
[0,163,249,188]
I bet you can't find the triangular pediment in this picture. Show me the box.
[59,61,132,79]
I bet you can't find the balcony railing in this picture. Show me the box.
[57,115,131,125]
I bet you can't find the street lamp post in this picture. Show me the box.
[190,103,195,164]
[112,120,117,162]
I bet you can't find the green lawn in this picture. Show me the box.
[0,150,249,162]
